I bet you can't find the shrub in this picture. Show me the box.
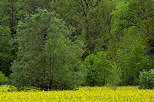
[84,51,111,86]
[139,69,154,89]
[0,71,7,85]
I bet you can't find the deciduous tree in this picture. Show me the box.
[10,9,85,90]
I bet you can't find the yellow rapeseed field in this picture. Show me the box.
[0,85,154,102]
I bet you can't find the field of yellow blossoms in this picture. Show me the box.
[0,85,154,102]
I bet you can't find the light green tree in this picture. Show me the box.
[84,51,111,86]
[108,0,153,85]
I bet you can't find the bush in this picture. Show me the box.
[139,69,154,89]
[84,51,111,86]
[0,71,7,85]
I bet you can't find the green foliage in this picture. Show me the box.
[23,0,51,14]
[139,69,154,89]
[51,0,115,57]
[106,62,121,87]
[0,0,22,36]
[0,25,15,76]
[10,9,85,90]
[108,0,153,86]
[0,0,153,88]
[0,71,8,85]
[111,27,151,85]
[0,0,23,76]
[84,51,111,86]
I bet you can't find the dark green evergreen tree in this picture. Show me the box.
[0,26,14,76]
[0,0,24,76]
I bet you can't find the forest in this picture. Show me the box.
[0,0,154,91]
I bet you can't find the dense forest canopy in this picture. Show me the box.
[0,0,153,90]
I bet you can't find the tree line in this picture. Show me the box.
[0,0,153,90]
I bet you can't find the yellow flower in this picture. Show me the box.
[0,85,154,102]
